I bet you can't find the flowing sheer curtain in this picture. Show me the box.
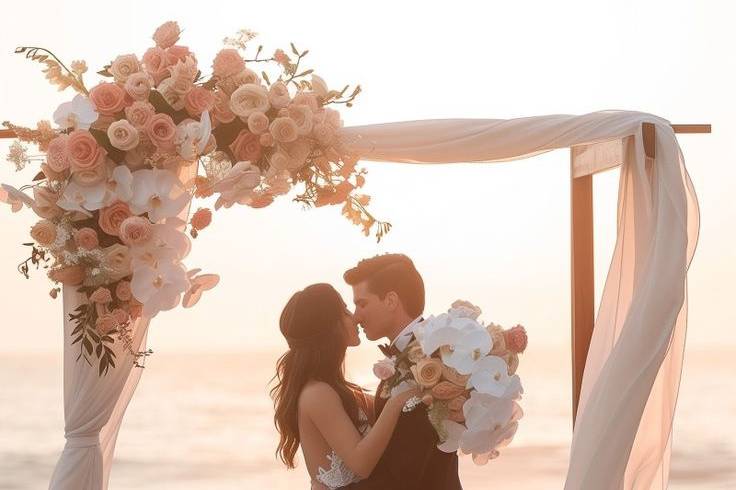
[340,110,700,489]
[48,163,197,490]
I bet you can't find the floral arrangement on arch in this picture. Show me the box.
[0,21,387,375]
[373,300,527,464]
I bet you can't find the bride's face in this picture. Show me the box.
[341,306,360,347]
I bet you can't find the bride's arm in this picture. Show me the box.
[300,382,418,479]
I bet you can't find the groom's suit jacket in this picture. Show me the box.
[342,334,462,490]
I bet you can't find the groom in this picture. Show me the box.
[341,253,462,490]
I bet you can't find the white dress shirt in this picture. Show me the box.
[390,315,423,352]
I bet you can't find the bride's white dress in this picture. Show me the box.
[313,408,372,489]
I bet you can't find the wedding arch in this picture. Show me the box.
[0,22,706,490]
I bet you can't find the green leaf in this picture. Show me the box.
[98,357,108,376]
[148,90,190,124]
[290,42,299,56]
[261,71,270,85]
[71,335,83,346]
[83,337,93,355]
[95,343,102,358]
[88,128,126,164]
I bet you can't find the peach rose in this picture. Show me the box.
[268,82,291,110]
[115,280,132,301]
[90,287,113,304]
[230,84,270,118]
[49,265,85,286]
[216,68,259,96]
[153,21,181,49]
[504,325,528,354]
[41,163,68,183]
[372,358,396,380]
[190,208,212,230]
[212,48,245,79]
[89,82,127,116]
[406,341,427,363]
[119,216,153,245]
[142,47,171,85]
[447,395,468,412]
[124,72,153,101]
[46,135,71,172]
[74,227,99,250]
[292,92,320,113]
[107,120,140,151]
[259,133,274,147]
[166,45,193,65]
[102,243,132,281]
[145,113,177,150]
[96,313,117,335]
[72,161,108,186]
[184,86,215,116]
[229,129,263,162]
[32,186,63,220]
[168,56,198,83]
[288,104,314,136]
[211,90,236,125]
[66,129,104,172]
[410,357,443,389]
[110,54,141,83]
[98,201,132,236]
[129,300,143,321]
[269,117,298,144]
[247,111,269,135]
[30,220,57,246]
[125,101,156,128]
[112,308,129,325]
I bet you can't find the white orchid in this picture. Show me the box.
[213,161,262,210]
[131,259,189,318]
[56,181,103,215]
[0,184,35,212]
[105,165,133,203]
[459,394,523,464]
[53,94,98,130]
[175,111,212,161]
[130,218,191,269]
[466,356,523,399]
[417,313,492,375]
[129,169,190,223]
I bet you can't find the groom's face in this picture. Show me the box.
[351,281,393,341]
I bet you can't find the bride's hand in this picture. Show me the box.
[385,386,421,411]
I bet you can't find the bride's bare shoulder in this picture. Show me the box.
[298,381,340,412]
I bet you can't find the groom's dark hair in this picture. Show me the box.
[343,253,425,317]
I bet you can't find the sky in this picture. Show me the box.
[0,0,733,354]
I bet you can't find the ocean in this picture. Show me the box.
[1,345,734,489]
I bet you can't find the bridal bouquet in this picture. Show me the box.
[373,300,527,465]
[1,21,385,375]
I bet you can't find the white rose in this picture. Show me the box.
[230,84,270,118]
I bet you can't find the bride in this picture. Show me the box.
[269,283,418,489]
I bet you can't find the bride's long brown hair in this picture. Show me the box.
[269,283,369,469]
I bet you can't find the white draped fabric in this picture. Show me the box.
[340,110,699,489]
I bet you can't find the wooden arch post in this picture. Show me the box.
[569,122,710,428]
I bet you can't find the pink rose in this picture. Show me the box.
[288,104,314,136]
[247,111,269,135]
[66,129,105,171]
[142,47,171,85]
[89,82,127,116]
[30,220,57,246]
[74,227,99,250]
[211,90,236,125]
[504,325,528,354]
[107,120,139,151]
[145,113,177,150]
[212,48,245,79]
[373,358,396,380]
[153,21,181,49]
[115,280,132,301]
[112,308,129,325]
[89,287,113,304]
[229,129,263,162]
[32,186,63,220]
[119,216,153,245]
[46,135,71,172]
[109,54,141,83]
[269,117,298,144]
[184,86,215,116]
[49,265,85,286]
[259,133,274,147]
[72,162,108,186]
[166,45,193,65]
[124,72,153,101]
[190,208,212,231]
[268,82,291,110]
[95,313,117,335]
[98,201,133,237]
[292,92,320,113]
[125,101,156,128]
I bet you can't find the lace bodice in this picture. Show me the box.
[313,407,371,489]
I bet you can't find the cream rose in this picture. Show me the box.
[288,104,314,136]
[110,54,141,83]
[268,82,291,110]
[410,357,443,389]
[107,120,140,151]
[102,243,132,281]
[269,117,298,144]
[230,84,270,119]
[246,111,269,135]
[124,72,153,101]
